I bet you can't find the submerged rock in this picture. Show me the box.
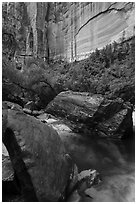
[46,91,133,139]
[2,107,74,201]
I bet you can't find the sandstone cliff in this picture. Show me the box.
[3,2,135,62]
[48,2,135,61]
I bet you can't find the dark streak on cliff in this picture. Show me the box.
[75,2,133,38]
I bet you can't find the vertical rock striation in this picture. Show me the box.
[3,2,135,61]
[48,2,135,61]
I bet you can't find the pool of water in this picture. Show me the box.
[66,134,135,202]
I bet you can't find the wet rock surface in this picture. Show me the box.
[46,91,133,139]
[37,112,85,155]
[2,106,74,201]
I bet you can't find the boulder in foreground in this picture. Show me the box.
[2,106,74,201]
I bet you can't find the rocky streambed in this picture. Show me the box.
[2,91,135,202]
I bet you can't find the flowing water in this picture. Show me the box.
[66,134,135,202]
[64,112,135,202]
[3,135,135,202]
[3,113,135,202]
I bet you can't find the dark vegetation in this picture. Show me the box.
[2,57,56,109]
[2,35,135,109]
[47,36,135,105]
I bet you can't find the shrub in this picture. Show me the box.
[3,36,135,108]
[2,56,56,109]
[48,36,135,105]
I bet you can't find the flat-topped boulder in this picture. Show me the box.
[46,91,133,139]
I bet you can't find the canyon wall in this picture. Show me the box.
[3,2,135,62]
[49,2,135,61]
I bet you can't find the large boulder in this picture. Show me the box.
[46,91,133,139]
[2,105,74,201]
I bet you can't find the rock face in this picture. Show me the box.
[2,106,74,201]
[46,91,133,139]
[2,145,14,186]
[25,2,135,61]
[49,2,135,61]
[2,143,21,201]
[3,2,135,61]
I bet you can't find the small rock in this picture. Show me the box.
[3,101,22,111]
[24,101,36,111]
[23,108,32,114]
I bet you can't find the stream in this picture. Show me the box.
[3,134,135,202]
[66,133,135,202]
[2,112,135,202]
[65,112,135,202]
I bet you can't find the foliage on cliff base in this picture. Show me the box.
[50,37,135,105]
[2,57,56,108]
[2,36,135,108]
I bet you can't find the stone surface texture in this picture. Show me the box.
[46,91,133,139]
[48,2,135,61]
[3,2,135,61]
[2,107,73,201]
